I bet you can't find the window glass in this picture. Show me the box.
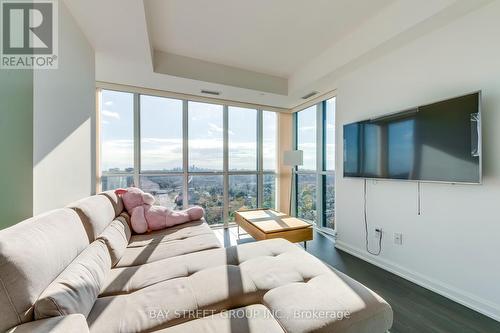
[100,90,134,173]
[263,174,276,209]
[323,174,335,229]
[297,106,317,171]
[188,175,224,225]
[296,173,317,222]
[188,102,224,172]
[140,175,183,210]
[101,175,134,191]
[325,98,335,171]
[263,111,277,171]
[323,98,336,229]
[141,96,183,172]
[229,175,257,221]
[228,107,257,171]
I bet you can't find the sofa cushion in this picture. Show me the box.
[101,247,230,296]
[89,276,198,332]
[35,240,112,319]
[263,271,393,333]
[91,268,259,332]
[0,209,89,332]
[98,190,124,217]
[88,239,392,333]
[155,304,285,333]
[68,194,119,241]
[97,216,131,266]
[127,220,214,247]
[100,239,307,296]
[115,233,221,267]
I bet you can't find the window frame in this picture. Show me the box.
[293,98,336,231]
[97,88,277,227]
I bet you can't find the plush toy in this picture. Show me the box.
[115,187,205,234]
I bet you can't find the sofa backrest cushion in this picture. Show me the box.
[98,190,124,217]
[0,209,89,332]
[34,239,112,319]
[68,194,120,241]
[97,215,131,266]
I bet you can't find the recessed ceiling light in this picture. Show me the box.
[201,89,220,96]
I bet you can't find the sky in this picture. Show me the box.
[297,100,336,172]
[297,105,317,171]
[100,90,278,172]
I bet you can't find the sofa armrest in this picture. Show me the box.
[6,314,89,333]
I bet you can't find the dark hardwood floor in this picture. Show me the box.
[215,228,500,333]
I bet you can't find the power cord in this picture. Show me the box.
[364,179,382,255]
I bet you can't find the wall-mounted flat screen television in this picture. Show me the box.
[343,92,481,183]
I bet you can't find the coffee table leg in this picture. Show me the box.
[303,241,307,250]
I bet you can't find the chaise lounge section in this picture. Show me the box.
[0,191,392,333]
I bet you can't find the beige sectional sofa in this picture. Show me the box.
[0,191,392,333]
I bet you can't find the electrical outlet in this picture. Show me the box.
[394,233,403,245]
[374,227,382,238]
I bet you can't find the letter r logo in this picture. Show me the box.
[2,1,53,55]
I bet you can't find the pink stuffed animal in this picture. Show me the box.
[115,187,204,234]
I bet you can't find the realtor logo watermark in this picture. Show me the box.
[1,0,58,69]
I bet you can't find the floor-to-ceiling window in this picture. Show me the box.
[262,111,277,209]
[99,90,135,191]
[296,105,318,222]
[188,102,225,224]
[98,89,277,226]
[140,95,184,210]
[228,106,258,221]
[323,98,336,229]
[294,97,336,230]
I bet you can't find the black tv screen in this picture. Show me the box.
[343,92,481,183]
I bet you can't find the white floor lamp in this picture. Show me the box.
[283,150,303,216]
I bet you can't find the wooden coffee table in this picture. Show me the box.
[235,209,313,249]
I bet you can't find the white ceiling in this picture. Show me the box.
[146,0,393,78]
[63,0,489,109]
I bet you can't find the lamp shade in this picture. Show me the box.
[283,150,303,167]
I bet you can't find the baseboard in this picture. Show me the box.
[335,240,500,322]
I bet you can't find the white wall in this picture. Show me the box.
[335,0,500,321]
[33,1,95,214]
